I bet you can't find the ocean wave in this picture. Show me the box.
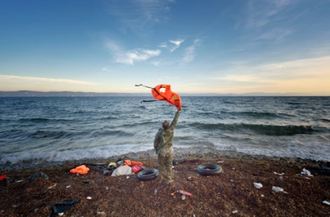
[30,130,69,139]
[190,122,313,136]
[0,143,154,170]
[19,117,74,122]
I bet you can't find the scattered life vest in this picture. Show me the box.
[124,160,143,166]
[70,165,90,175]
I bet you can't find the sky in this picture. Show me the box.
[1,0,330,95]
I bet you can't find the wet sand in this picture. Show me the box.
[1,149,330,216]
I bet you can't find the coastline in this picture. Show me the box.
[1,149,330,216]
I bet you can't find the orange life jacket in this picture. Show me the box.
[70,165,90,175]
[124,160,143,166]
[151,84,182,109]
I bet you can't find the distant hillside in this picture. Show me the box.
[0,91,148,97]
[0,90,329,97]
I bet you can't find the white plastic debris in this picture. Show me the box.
[274,172,285,176]
[253,182,263,189]
[232,210,238,214]
[301,168,313,177]
[272,186,284,192]
[272,186,288,194]
[323,200,330,206]
[58,212,64,216]
[87,196,92,200]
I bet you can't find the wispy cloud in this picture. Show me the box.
[241,0,295,41]
[106,40,161,65]
[255,27,294,40]
[0,75,98,85]
[105,0,175,35]
[160,39,185,52]
[182,39,201,63]
[245,0,294,29]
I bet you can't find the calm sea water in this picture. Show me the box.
[1,96,329,169]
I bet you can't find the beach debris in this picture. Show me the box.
[253,182,263,189]
[301,168,313,177]
[70,165,90,175]
[217,161,224,164]
[274,172,285,176]
[232,210,238,214]
[187,176,194,181]
[0,175,7,186]
[111,165,134,177]
[50,200,80,217]
[172,158,187,165]
[0,174,6,181]
[66,185,71,189]
[58,213,64,216]
[182,194,186,200]
[279,176,283,181]
[87,196,92,200]
[28,171,49,180]
[323,200,330,206]
[97,211,106,216]
[272,186,288,194]
[177,190,192,197]
[154,188,157,194]
[48,183,57,189]
[82,180,90,184]
[261,194,264,197]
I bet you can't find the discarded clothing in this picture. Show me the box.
[50,200,80,217]
[111,165,134,176]
[70,165,90,175]
[0,174,6,181]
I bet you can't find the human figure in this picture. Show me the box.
[154,108,181,184]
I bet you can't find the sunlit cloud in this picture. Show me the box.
[209,55,330,94]
[182,39,201,63]
[106,40,161,65]
[0,75,98,85]
[159,39,185,52]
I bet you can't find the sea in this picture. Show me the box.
[1,96,330,170]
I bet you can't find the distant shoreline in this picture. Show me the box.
[0,90,329,97]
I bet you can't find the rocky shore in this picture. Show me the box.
[1,150,330,216]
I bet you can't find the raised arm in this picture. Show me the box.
[170,110,180,129]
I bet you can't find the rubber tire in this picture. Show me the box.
[137,169,159,181]
[197,164,222,176]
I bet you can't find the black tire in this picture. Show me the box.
[197,164,222,176]
[137,169,159,181]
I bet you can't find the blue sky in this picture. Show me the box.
[1,0,330,95]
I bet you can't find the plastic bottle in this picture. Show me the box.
[177,190,192,197]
